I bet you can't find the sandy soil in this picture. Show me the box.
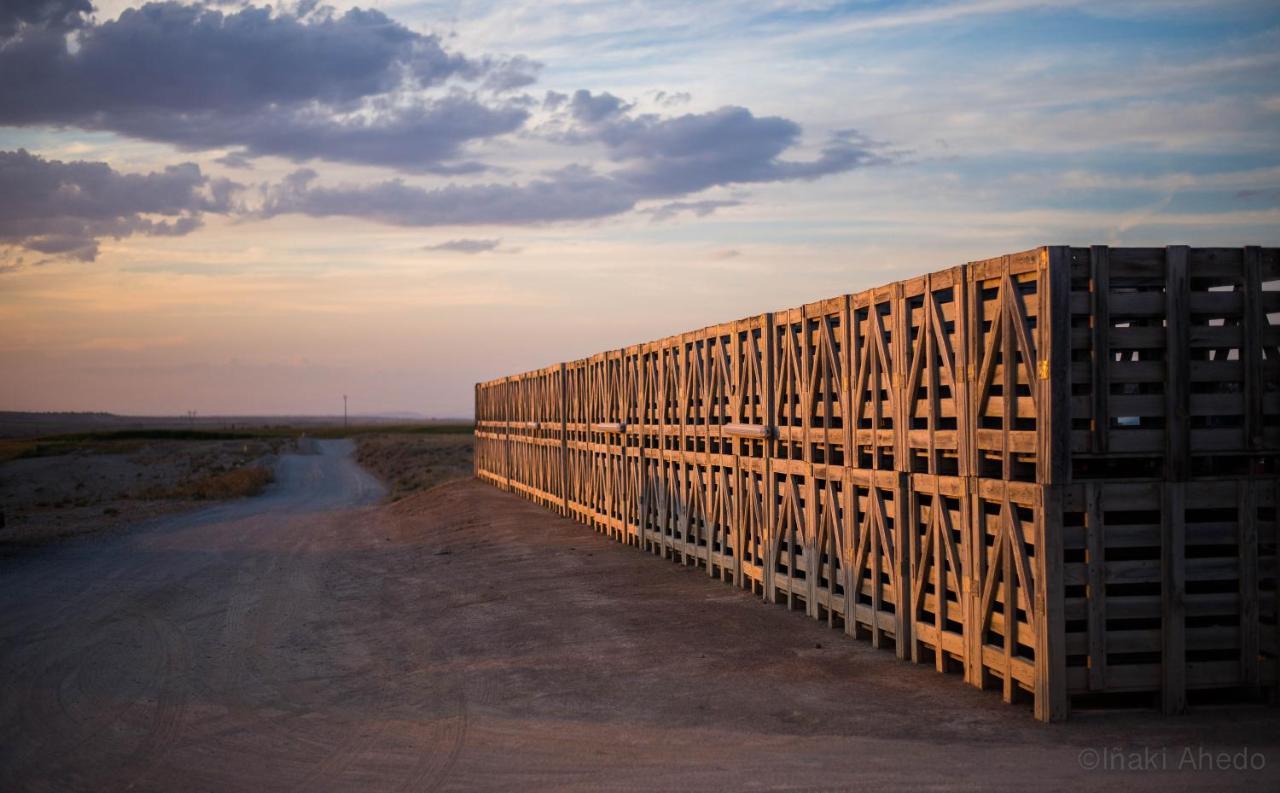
[1,441,1276,792]
[0,437,286,545]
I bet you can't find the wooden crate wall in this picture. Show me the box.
[473,245,1278,721]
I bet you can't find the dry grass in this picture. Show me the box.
[355,433,473,500]
[139,464,275,501]
[1,438,285,546]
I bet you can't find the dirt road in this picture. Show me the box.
[2,440,1277,792]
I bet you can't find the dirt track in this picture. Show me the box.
[2,440,1277,792]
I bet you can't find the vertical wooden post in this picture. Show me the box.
[962,261,984,689]
[1165,246,1190,481]
[1162,246,1189,715]
[894,470,911,660]
[1162,480,1187,714]
[955,264,971,480]
[1041,246,1072,485]
[806,463,818,617]
[1239,479,1260,689]
[1274,475,1280,707]
[763,312,777,604]
[560,363,569,517]
[801,306,818,617]
[892,281,908,473]
[1042,246,1072,720]
[1242,246,1263,451]
[502,376,512,491]
[1089,246,1111,455]
[1085,483,1107,692]
[1035,484,1069,721]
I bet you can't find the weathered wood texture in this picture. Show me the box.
[475,246,1280,721]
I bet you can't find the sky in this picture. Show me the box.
[1,0,1277,418]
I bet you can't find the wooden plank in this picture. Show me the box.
[1043,246,1072,484]
[1035,483,1069,721]
[1240,479,1260,688]
[1275,475,1280,705]
[763,312,777,605]
[895,471,911,660]
[1090,246,1111,455]
[1243,246,1263,450]
[723,422,772,438]
[1086,483,1107,692]
[1162,481,1187,714]
[1165,246,1190,481]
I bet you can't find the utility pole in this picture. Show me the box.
[343,395,348,430]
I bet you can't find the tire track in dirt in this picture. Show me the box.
[8,606,191,793]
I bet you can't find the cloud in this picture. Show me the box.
[0,149,237,262]
[652,91,692,107]
[260,165,635,226]
[106,94,528,174]
[643,199,742,221]
[259,105,884,228]
[575,103,887,197]
[424,238,503,254]
[0,5,887,243]
[543,91,569,111]
[569,89,630,123]
[710,249,741,260]
[481,55,542,92]
[0,2,535,171]
[0,0,90,39]
[214,152,254,170]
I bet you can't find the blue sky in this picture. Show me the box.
[1,0,1277,416]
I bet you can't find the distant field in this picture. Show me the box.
[0,422,474,464]
[0,415,474,545]
[0,435,289,545]
[0,411,473,439]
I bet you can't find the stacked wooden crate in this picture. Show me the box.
[473,245,1278,721]
[1060,246,1279,715]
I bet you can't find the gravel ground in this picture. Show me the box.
[1,441,1276,792]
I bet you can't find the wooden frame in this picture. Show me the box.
[474,245,1279,720]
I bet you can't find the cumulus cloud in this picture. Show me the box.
[0,4,887,248]
[569,89,630,123]
[0,149,237,261]
[259,102,884,228]
[106,94,528,174]
[0,2,535,171]
[0,0,90,39]
[424,238,503,254]
[587,106,885,195]
[257,95,885,227]
[261,165,634,226]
